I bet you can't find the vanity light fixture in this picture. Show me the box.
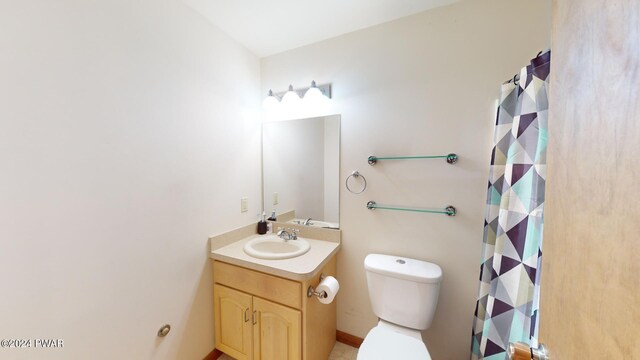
[261,81,332,107]
[262,81,332,120]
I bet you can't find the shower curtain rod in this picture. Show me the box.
[503,49,550,85]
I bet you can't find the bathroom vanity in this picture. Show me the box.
[210,224,340,360]
[210,113,342,359]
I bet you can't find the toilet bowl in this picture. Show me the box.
[357,254,442,360]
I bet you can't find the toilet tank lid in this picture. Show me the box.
[364,254,442,284]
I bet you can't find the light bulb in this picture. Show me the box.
[280,84,302,119]
[303,81,325,101]
[281,85,301,105]
[303,80,330,113]
[262,89,280,110]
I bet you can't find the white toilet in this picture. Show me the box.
[357,254,442,360]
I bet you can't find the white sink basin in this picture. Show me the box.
[243,235,311,260]
[288,219,339,229]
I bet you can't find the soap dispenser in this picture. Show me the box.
[267,209,277,221]
[257,212,267,235]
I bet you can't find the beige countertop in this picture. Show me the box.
[210,234,340,281]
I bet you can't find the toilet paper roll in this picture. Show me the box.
[316,276,340,304]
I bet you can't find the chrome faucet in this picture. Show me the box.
[302,218,312,225]
[277,227,299,241]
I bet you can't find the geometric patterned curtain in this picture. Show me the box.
[471,51,551,360]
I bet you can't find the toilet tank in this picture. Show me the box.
[364,254,442,330]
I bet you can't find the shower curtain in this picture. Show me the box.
[471,51,551,360]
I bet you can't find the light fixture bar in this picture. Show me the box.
[272,83,332,99]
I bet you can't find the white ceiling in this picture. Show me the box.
[181,0,461,57]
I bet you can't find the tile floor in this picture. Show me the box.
[218,341,358,360]
[326,342,359,360]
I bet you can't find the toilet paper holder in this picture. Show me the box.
[307,274,328,299]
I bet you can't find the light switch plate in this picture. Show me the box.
[273,192,279,205]
[240,197,248,213]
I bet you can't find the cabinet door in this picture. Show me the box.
[214,284,253,360]
[252,297,301,360]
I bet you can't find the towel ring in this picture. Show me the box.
[345,171,367,194]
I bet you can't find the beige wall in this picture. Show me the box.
[261,0,551,358]
[0,1,261,359]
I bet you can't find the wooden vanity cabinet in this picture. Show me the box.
[214,284,253,360]
[213,256,337,360]
[252,296,301,360]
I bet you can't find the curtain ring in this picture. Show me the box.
[345,171,367,194]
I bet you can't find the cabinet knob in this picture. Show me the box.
[244,308,250,322]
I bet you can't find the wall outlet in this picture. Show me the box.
[240,197,248,213]
[273,192,279,205]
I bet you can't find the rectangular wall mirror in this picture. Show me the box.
[262,115,340,229]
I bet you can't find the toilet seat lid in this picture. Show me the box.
[357,325,431,360]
